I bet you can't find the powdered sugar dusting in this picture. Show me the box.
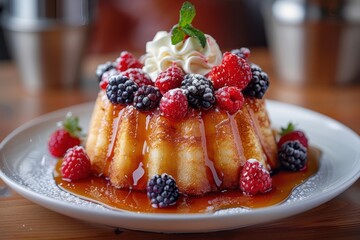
[13,149,111,212]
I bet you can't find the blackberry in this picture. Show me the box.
[231,47,250,60]
[181,74,215,109]
[133,85,162,111]
[242,64,269,99]
[146,173,179,208]
[278,140,307,171]
[96,61,115,82]
[106,75,138,104]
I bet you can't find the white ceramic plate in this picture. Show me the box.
[0,100,359,233]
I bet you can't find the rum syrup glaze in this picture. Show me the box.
[54,147,320,214]
[86,94,280,195]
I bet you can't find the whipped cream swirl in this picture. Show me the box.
[142,31,222,81]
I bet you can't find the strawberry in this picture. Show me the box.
[115,51,143,72]
[159,88,188,121]
[278,123,308,148]
[208,52,252,90]
[61,146,91,181]
[155,63,185,94]
[215,86,245,114]
[240,159,272,195]
[48,114,82,157]
[122,68,153,87]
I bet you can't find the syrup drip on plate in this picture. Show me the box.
[54,147,321,214]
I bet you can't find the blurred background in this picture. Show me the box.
[0,0,272,91]
[1,0,359,90]
[0,0,266,59]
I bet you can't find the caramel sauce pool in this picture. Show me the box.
[54,147,320,214]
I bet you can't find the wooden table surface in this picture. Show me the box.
[1,49,359,239]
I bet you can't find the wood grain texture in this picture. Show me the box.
[0,49,359,239]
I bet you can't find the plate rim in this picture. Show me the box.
[1,100,359,231]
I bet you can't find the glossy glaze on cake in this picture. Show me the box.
[86,91,277,195]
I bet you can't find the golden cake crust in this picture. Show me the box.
[86,91,278,195]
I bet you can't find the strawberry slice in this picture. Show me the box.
[48,114,82,157]
[278,123,308,148]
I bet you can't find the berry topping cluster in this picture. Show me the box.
[94,2,270,120]
[278,123,309,171]
[95,47,270,120]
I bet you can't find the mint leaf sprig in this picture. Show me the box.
[171,2,206,48]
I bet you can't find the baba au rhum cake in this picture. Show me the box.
[86,92,277,195]
[85,2,278,196]
[49,2,312,211]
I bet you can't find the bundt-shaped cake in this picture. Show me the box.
[86,2,278,196]
[86,91,277,195]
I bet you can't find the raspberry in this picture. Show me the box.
[160,88,188,121]
[155,63,185,94]
[96,61,115,82]
[208,52,252,90]
[133,85,162,111]
[181,74,215,110]
[122,68,153,87]
[278,140,307,171]
[48,114,82,157]
[215,86,245,114]
[99,68,120,90]
[106,75,138,104]
[278,123,308,148]
[239,159,272,195]
[231,47,251,60]
[61,146,91,181]
[146,173,179,208]
[242,64,269,99]
[115,51,143,72]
